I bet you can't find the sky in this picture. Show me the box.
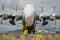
[0,0,60,15]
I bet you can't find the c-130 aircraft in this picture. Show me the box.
[0,4,60,34]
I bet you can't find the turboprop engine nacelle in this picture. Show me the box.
[50,14,56,21]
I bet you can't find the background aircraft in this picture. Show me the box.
[0,4,60,34]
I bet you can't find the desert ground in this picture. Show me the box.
[0,32,60,40]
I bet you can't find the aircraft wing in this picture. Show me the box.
[0,14,22,20]
[55,15,60,19]
[36,14,60,26]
